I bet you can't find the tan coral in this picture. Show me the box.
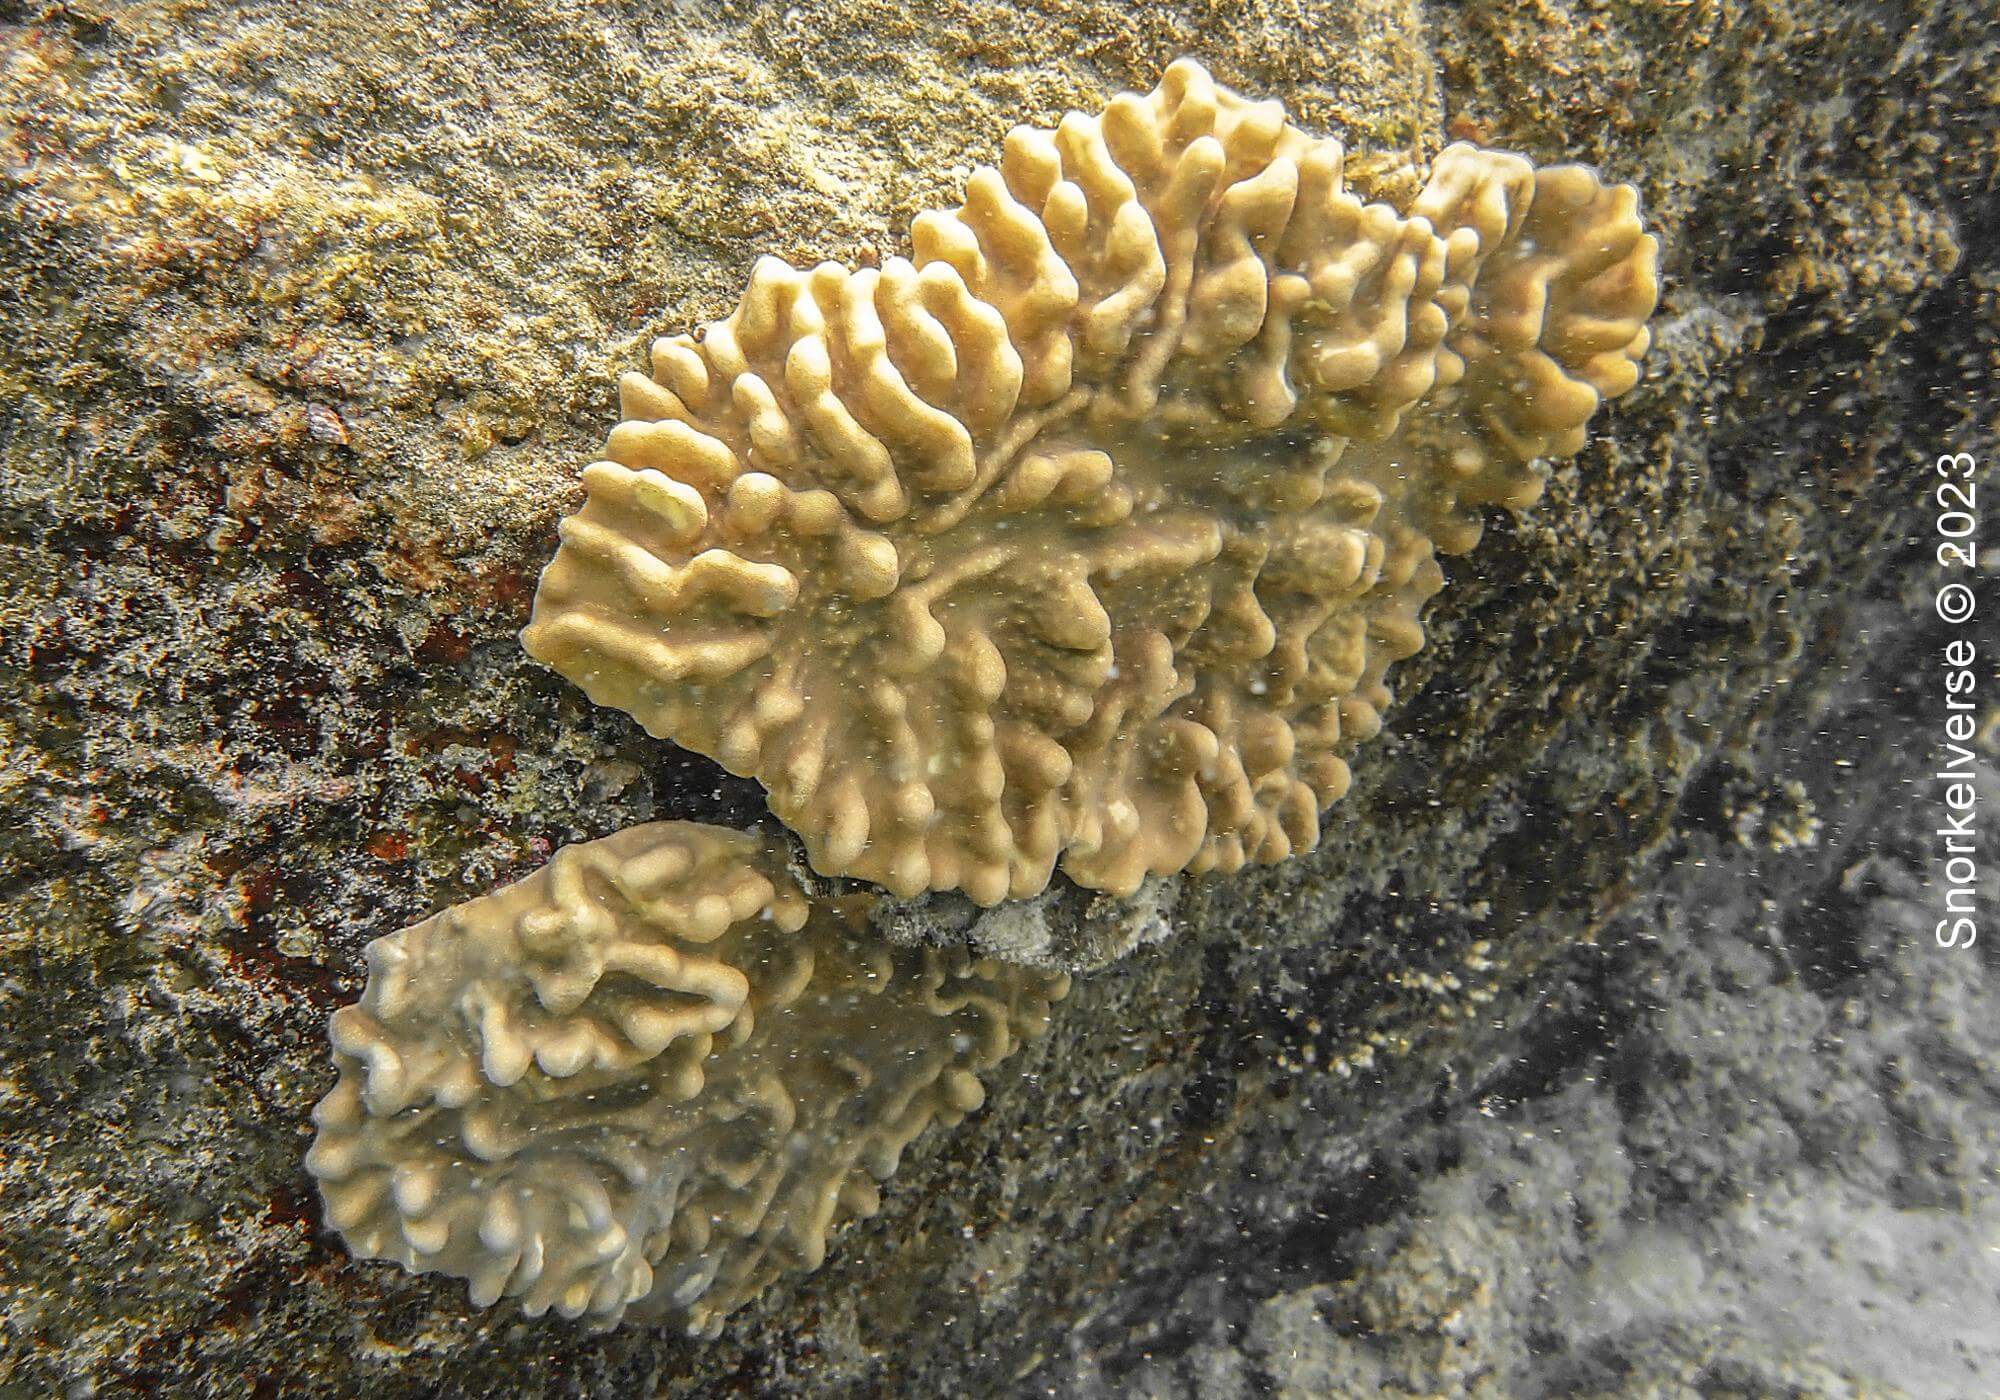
[522,59,1659,905]
[304,822,1068,1334]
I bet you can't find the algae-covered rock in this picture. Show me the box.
[1,0,1993,1394]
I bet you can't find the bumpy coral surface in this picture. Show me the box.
[522,57,1658,905]
[304,822,1068,1334]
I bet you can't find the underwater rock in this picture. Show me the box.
[2,1,1991,1394]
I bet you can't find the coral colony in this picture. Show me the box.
[310,59,1657,1332]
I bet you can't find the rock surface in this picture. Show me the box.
[1,0,1993,1395]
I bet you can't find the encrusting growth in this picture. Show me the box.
[305,823,1069,1333]
[312,58,1662,1337]
[522,59,1659,905]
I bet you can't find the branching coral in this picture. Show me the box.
[521,58,1659,905]
[305,822,1068,1333]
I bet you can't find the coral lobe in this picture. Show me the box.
[522,60,1659,905]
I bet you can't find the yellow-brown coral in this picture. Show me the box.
[522,59,1658,905]
[304,822,1068,1334]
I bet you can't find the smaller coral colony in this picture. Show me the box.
[307,59,1658,1332]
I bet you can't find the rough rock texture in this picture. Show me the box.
[1,1,1994,1397]
[1038,636,2000,1397]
